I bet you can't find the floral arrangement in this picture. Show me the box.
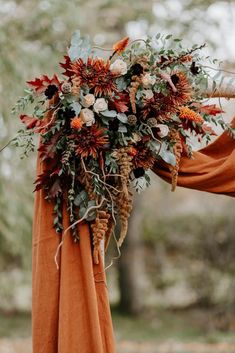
[13,30,234,264]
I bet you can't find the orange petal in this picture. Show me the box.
[113,37,129,54]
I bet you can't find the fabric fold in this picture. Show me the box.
[152,117,235,197]
[32,156,115,353]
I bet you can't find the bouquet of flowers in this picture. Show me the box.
[14,30,234,263]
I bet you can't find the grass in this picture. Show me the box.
[0,307,235,344]
[112,307,235,344]
[0,312,31,338]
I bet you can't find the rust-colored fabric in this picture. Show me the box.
[32,113,235,353]
[152,118,235,197]
[32,154,116,353]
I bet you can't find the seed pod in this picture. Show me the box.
[147,117,157,127]
[61,82,72,94]
[128,114,137,126]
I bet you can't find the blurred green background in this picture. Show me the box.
[0,0,235,352]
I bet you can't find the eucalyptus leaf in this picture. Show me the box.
[70,102,81,115]
[101,110,117,118]
[118,125,128,133]
[159,143,176,166]
[117,113,128,124]
[68,29,92,61]
[74,190,88,207]
[116,77,128,90]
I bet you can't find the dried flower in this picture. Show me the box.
[75,125,109,159]
[179,107,204,124]
[71,117,83,130]
[133,143,155,170]
[143,89,154,100]
[131,63,144,76]
[164,72,192,108]
[113,36,129,54]
[147,117,158,127]
[127,114,137,126]
[81,94,95,108]
[110,59,128,76]
[45,84,58,99]
[94,98,108,113]
[142,73,156,88]
[80,108,95,126]
[132,133,142,143]
[70,58,116,96]
[156,124,169,137]
[61,82,72,94]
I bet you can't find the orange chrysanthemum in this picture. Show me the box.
[179,106,204,124]
[142,72,192,120]
[70,117,83,130]
[113,37,129,54]
[165,72,192,108]
[75,125,109,159]
[70,58,116,96]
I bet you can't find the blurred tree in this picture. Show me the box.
[0,0,234,311]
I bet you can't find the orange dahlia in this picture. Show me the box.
[70,58,116,97]
[75,125,109,159]
[165,72,192,108]
[179,106,204,124]
[70,117,83,130]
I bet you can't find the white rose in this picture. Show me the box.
[142,73,156,88]
[143,89,154,100]
[80,108,95,126]
[93,98,108,113]
[156,124,169,138]
[81,94,95,108]
[110,59,128,76]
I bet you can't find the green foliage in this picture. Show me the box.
[0,0,234,286]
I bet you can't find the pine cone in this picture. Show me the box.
[127,114,137,126]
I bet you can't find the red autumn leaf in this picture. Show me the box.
[112,99,129,113]
[109,92,129,113]
[34,167,61,195]
[27,74,61,93]
[20,114,38,129]
[199,104,224,116]
[60,55,73,77]
[34,169,50,192]
[49,178,62,198]
[37,133,60,160]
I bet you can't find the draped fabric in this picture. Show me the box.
[32,155,116,353]
[152,117,235,197]
[32,117,235,353]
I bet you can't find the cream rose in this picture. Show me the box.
[80,108,95,126]
[156,124,169,138]
[142,73,156,88]
[81,94,95,108]
[93,98,108,113]
[143,89,154,100]
[110,59,128,76]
